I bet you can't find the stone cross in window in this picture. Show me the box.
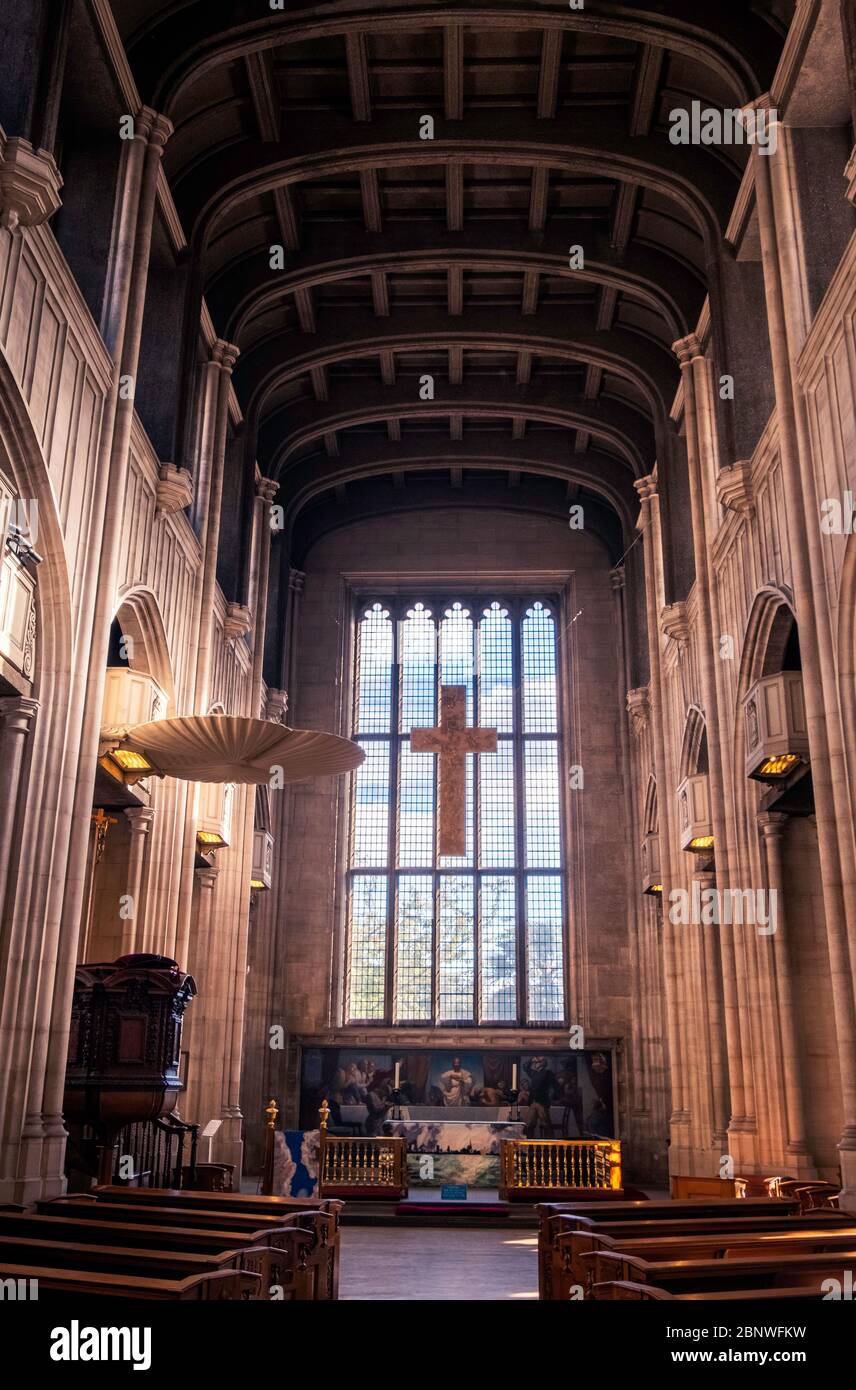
[411,685,497,856]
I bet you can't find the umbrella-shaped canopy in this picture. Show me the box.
[116,714,364,785]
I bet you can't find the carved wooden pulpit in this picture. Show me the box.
[64,953,196,1185]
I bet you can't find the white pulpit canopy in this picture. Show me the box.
[115,714,364,784]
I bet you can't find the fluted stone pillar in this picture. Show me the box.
[121,806,155,956]
[753,132,856,1203]
[36,108,173,1189]
[0,697,39,925]
[193,340,239,716]
[758,811,815,1175]
[634,475,689,1163]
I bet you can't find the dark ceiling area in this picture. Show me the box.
[112,1,790,561]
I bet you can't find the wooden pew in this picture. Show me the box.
[559,1221,856,1297]
[536,1197,801,1298]
[0,1230,313,1300]
[32,1202,336,1300]
[0,1262,259,1300]
[85,1186,343,1297]
[591,1280,826,1302]
[583,1246,856,1296]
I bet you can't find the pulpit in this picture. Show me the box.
[64,953,196,1184]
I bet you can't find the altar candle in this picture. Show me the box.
[394,1061,401,1088]
[511,1063,518,1091]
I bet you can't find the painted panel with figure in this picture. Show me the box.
[298,1045,615,1137]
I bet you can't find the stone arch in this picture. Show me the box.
[114,586,177,713]
[643,775,658,836]
[679,705,709,782]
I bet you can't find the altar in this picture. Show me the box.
[382,1118,525,1188]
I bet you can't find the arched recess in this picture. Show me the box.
[0,347,76,1193]
[679,705,709,782]
[114,586,177,713]
[733,588,836,1175]
[643,775,658,837]
[254,784,271,835]
[836,533,856,829]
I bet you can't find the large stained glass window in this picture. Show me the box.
[346,597,566,1026]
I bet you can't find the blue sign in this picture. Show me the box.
[441,1184,468,1201]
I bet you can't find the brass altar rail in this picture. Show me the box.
[500,1139,621,1199]
[318,1101,408,1198]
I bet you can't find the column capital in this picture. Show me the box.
[609,564,625,592]
[196,865,220,890]
[211,339,240,373]
[626,686,650,737]
[265,688,289,724]
[660,601,689,649]
[0,134,63,230]
[757,810,789,838]
[634,473,658,504]
[845,145,856,207]
[672,332,705,368]
[716,459,754,516]
[256,475,279,505]
[124,805,155,833]
[289,567,306,595]
[131,107,173,149]
[0,695,40,733]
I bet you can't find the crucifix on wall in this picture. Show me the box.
[411,685,497,856]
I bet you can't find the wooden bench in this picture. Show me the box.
[10,1212,327,1295]
[85,1187,342,1298]
[0,1261,259,1300]
[583,1246,856,1296]
[591,1280,827,1302]
[536,1197,802,1298]
[558,1221,856,1297]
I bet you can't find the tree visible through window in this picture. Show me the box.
[346,597,566,1026]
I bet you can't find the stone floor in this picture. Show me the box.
[338,1225,539,1300]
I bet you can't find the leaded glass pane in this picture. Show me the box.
[398,746,435,867]
[400,603,435,733]
[480,602,514,732]
[524,742,561,867]
[351,741,390,867]
[394,874,433,1021]
[480,739,515,867]
[355,604,392,733]
[346,594,566,1026]
[479,875,517,1021]
[439,602,474,720]
[348,875,387,1020]
[438,875,475,1022]
[526,875,565,1022]
[522,602,557,733]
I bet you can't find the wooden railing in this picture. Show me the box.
[500,1139,621,1199]
[112,1114,200,1188]
[318,1100,408,1198]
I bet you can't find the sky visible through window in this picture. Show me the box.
[346,598,566,1026]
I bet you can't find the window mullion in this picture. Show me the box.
[512,598,527,1025]
[386,620,400,1024]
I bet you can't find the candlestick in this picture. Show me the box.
[394,1060,401,1088]
[511,1063,518,1091]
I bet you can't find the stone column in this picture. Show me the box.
[757,811,815,1175]
[0,697,39,926]
[753,135,856,1203]
[633,475,688,1154]
[282,567,305,696]
[193,341,240,715]
[250,476,279,715]
[121,806,155,956]
[183,864,220,1129]
[37,109,173,1173]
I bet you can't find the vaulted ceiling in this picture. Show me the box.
[113,1,791,562]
